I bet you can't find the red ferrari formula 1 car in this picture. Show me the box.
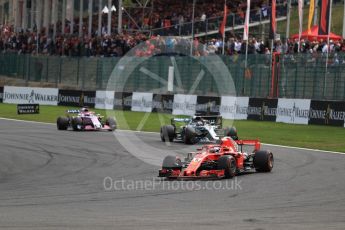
[159,129,273,179]
[56,107,116,131]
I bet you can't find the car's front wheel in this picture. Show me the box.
[253,150,274,172]
[56,117,69,130]
[184,126,197,144]
[106,117,117,131]
[217,155,236,178]
[160,125,175,142]
[162,155,182,170]
[71,117,84,131]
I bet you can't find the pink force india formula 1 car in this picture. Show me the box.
[159,128,274,179]
[56,107,117,131]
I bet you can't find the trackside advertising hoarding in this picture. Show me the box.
[276,99,311,125]
[247,98,278,121]
[220,96,249,120]
[58,90,82,107]
[152,94,174,113]
[114,92,133,110]
[81,91,96,108]
[131,92,153,112]
[1,85,344,128]
[172,94,197,116]
[0,87,3,103]
[17,104,40,114]
[3,86,58,105]
[95,91,115,109]
[196,96,221,115]
[308,100,345,127]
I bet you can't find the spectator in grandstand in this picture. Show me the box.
[1,22,345,58]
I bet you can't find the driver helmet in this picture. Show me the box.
[81,107,89,112]
[226,127,238,140]
[213,146,220,153]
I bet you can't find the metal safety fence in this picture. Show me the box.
[277,53,345,101]
[0,52,344,101]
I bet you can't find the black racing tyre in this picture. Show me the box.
[106,117,117,131]
[71,117,84,131]
[254,150,274,172]
[56,117,69,130]
[224,126,238,140]
[160,125,175,142]
[162,155,182,169]
[217,155,236,178]
[184,126,197,144]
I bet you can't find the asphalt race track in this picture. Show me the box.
[0,118,345,230]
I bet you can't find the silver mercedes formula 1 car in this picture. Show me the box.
[160,115,237,144]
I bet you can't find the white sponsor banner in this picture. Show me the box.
[220,96,249,120]
[95,91,115,109]
[276,98,310,125]
[3,86,58,105]
[172,94,197,116]
[131,92,153,112]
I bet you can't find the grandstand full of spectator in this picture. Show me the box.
[0,0,344,58]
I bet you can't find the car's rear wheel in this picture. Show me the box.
[106,117,117,131]
[160,125,175,142]
[184,126,197,144]
[71,117,84,131]
[217,155,236,178]
[254,150,274,172]
[56,117,69,130]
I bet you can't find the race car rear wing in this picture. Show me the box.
[66,107,90,114]
[171,118,191,123]
[196,115,222,128]
[170,116,223,128]
[234,139,261,153]
[66,110,80,114]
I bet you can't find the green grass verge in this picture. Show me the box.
[0,103,344,152]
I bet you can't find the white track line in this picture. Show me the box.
[262,143,345,155]
[0,117,55,125]
[0,117,344,155]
